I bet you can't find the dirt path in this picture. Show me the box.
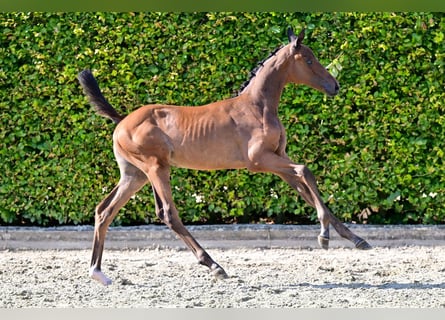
[1,246,444,307]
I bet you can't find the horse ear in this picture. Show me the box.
[287,27,297,43]
[297,29,305,47]
[288,27,305,49]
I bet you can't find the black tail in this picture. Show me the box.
[77,70,125,124]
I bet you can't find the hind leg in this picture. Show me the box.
[90,153,148,285]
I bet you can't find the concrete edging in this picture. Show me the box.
[0,224,444,250]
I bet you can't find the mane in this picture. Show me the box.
[236,45,285,96]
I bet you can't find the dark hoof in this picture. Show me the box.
[211,264,229,280]
[318,235,329,250]
[355,239,372,250]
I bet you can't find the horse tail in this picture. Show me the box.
[77,69,125,124]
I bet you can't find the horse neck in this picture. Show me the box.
[241,45,292,115]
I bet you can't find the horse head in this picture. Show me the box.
[287,28,340,97]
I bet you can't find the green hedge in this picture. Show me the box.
[1,12,444,226]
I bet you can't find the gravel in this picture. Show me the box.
[1,245,444,308]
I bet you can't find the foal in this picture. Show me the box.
[78,27,371,286]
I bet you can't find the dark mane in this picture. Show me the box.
[236,45,284,96]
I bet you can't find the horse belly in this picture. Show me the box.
[170,142,246,170]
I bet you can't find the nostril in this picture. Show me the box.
[335,83,340,93]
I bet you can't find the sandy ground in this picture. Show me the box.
[1,245,444,308]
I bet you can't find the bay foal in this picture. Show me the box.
[78,28,371,286]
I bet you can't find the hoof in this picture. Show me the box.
[318,235,329,250]
[210,264,229,280]
[90,268,112,286]
[355,239,372,250]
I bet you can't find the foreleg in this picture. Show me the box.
[147,164,228,279]
[248,152,371,250]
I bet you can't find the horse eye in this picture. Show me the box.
[307,59,313,65]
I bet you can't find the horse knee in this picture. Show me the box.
[293,164,313,178]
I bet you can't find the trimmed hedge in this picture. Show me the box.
[1,12,444,226]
